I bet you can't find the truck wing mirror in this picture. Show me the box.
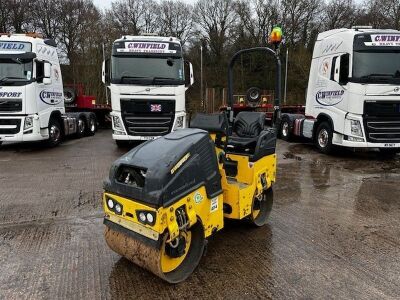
[184,61,194,89]
[102,59,110,85]
[43,61,52,85]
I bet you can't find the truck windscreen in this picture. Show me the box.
[111,56,184,85]
[0,58,33,86]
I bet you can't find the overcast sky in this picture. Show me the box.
[93,0,196,10]
[93,0,362,10]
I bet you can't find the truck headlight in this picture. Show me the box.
[112,115,124,131]
[174,116,185,130]
[24,116,34,130]
[350,119,363,137]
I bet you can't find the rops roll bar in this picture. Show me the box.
[227,47,282,128]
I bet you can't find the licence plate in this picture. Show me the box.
[384,143,397,147]
[139,136,157,141]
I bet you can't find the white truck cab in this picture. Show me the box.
[102,35,193,147]
[0,33,96,146]
[280,27,400,154]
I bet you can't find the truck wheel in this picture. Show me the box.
[86,114,97,136]
[280,118,291,141]
[76,116,86,138]
[315,122,333,154]
[47,118,62,147]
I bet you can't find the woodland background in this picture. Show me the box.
[1,0,399,110]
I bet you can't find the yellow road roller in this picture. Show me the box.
[103,47,282,283]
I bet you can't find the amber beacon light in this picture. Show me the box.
[269,26,283,45]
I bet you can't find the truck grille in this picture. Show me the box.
[124,115,173,136]
[0,119,21,135]
[0,99,22,112]
[364,101,400,143]
[121,99,175,136]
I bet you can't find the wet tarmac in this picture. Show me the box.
[0,130,399,299]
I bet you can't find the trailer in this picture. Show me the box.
[0,33,97,147]
[63,83,111,127]
[220,89,304,125]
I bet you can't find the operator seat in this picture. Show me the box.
[227,112,265,153]
[189,111,276,162]
[226,111,277,162]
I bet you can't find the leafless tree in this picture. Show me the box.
[194,0,237,60]
[382,0,400,29]
[281,0,322,46]
[235,0,280,46]
[0,0,32,33]
[58,0,100,63]
[107,0,159,35]
[9,0,33,32]
[142,0,160,34]
[159,0,194,45]
[323,0,357,30]
[31,0,62,39]
[359,0,387,28]
[0,0,11,32]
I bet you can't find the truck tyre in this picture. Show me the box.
[280,118,291,141]
[315,122,333,154]
[85,114,97,136]
[47,118,63,147]
[63,87,76,104]
[246,87,262,104]
[76,115,86,138]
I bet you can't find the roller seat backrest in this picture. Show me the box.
[233,112,265,137]
[190,113,228,134]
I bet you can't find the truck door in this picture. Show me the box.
[311,52,349,136]
[330,53,350,132]
[35,60,59,128]
[314,54,348,123]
